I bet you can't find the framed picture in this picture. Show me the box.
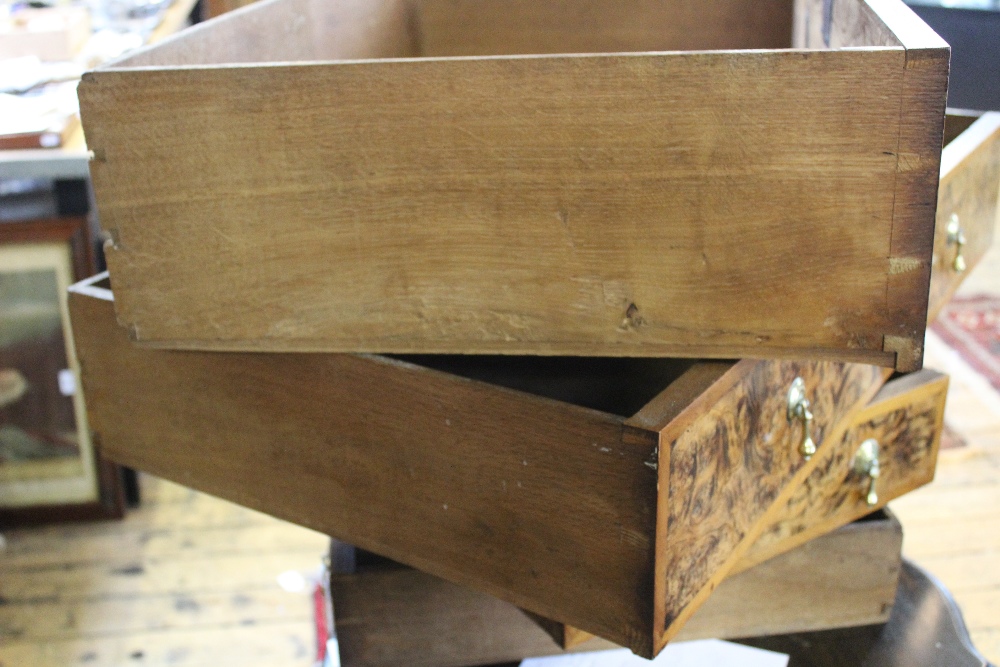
[0,217,123,525]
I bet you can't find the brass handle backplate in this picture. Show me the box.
[947,214,967,273]
[853,438,881,507]
[787,377,817,460]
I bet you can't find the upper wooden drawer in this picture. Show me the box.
[68,275,887,659]
[78,0,948,371]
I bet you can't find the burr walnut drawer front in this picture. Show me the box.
[536,368,948,649]
[69,276,888,658]
[78,0,948,370]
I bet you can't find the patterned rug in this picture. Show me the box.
[932,295,1000,394]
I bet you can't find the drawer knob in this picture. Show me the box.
[947,214,967,273]
[853,438,881,507]
[787,377,817,460]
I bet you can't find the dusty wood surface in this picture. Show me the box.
[928,113,1000,323]
[330,517,902,667]
[78,0,945,370]
[117,0,419,67]
[740,369,947,573]
[793,0,949,371]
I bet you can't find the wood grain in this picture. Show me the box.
[793,0,950,371]
[329,517,902,667]
[653,359,887,650]
[115,0,417,67]
[739,369,948,573]
[416,0,794,56]
[69,277,891,657]
[881,7,950,371]
[69,278,660,653]
[928,113,1000,323]
[78,0,945,370]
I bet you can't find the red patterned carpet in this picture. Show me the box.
[932,295,1000,394]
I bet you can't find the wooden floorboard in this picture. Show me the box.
[0,476,328,667]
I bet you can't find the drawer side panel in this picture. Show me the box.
[79,48,920,367]
[68,290,659,653]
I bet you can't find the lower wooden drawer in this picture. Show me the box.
[70,276,892,657]
[532,368,947,647]
[328,513,904,667]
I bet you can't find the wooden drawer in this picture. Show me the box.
[743,369,947,571]
[77,0,948,371]
[327,513,904,667]
[927,111,1000,323]
[69,276,890,658]
[528,368,948,648]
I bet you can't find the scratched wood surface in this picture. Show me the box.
[739,369,948,573]
[329,516,902,667]
[77,0,946,370]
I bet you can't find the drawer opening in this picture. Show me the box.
[108,0,911,70]
[393,355,698,416]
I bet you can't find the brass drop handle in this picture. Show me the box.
[947,214,967,273]
[787,377,817,460]
[853,438,881,507]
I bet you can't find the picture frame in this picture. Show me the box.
[0,216,123,525]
